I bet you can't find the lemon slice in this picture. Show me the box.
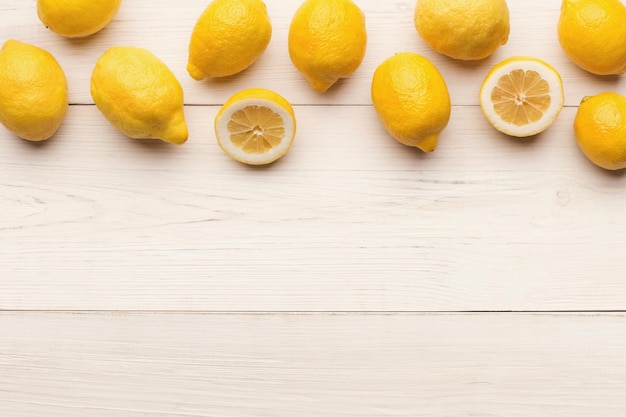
[480,56,564,137]
[215,88,296,165]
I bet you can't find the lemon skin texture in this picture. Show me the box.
[414,0,510,60]
[37,0,122,38]
[288,0,367,92]
[0,40,68,141]
[91,46,188,145]
[574,92,626,170]
[371,52,451,152]
[558,0,626,75]
[187,0,272,80]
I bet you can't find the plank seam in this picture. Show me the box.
[1,310,625,314]
[67,103,583,108]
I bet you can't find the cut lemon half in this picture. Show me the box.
[215,88,296,165]
[480,56,564,137]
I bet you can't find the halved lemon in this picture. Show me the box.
[215,88,296,165]
[480,56,564,137]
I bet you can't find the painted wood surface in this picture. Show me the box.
[1,1,625,416]
[2,106,626,311]
[2,312,626,417]
[1,0,626,311]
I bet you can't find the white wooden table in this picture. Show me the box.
[1,1,626,415]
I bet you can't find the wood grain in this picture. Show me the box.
[2,1,626,415]
[2,106,626,311]
[1,312,625,417]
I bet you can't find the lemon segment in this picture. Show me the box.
[574,92,626,170]
[558,0,626,75]
[215,88,296,165]
[91,46,188,145]
[288,0,367,93]
[187,0,272,80]
[37,0,121,38]
[480,57,564,137]
[0,40,68,141]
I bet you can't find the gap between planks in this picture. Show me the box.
[1,310,625,315]
[66,103,584,108]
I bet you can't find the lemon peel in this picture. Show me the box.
[0,40,68,141]
[574,92,626,170]
[37,0,121,38]
[371,52,451,152]
[558,0,626,75]
[288,0,367,92]
[414,0,509,60]
[187,0,272,80]
[91,46,188,145]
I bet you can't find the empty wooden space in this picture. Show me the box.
[1,0,625,416]
[2,313,626,417]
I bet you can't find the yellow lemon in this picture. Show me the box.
[0,40,68,141]
[37,0,121,38]
[187,0,272,80]
[371,52,451,152]
[288,0,367,93]
[574,92,626,170]
[558,0,626,75]
[215,88,296,165]
[91,46,188,145]
[414,0,510,60]
[480,57,564,137]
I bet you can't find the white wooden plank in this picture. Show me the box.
[1,312,625,417]
[0,0,623,106]
[2,105,626,311]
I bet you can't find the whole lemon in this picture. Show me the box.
[558,0,626,75]
[91,46,188,145]
[187,0,272,80]
[0,40,68,141]
[414,0,510,60]
[37,0,121,38]
[574,92,626,170]
[288,0,367,93]
[371,52,451,152]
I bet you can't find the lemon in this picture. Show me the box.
[574,92,626,170]
[187,0,272,80]
[480,57,564,138]
[37,0,121,38]
[288,0,367,93]
[0,40,68,142]
[215,88,296,165]
[414,0,510,60]
[91,46,188,145]
[371,52,451,152]
[558,0,626,75]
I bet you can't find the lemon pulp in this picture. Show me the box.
[491,69,551,126]
[228,105,285,154]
